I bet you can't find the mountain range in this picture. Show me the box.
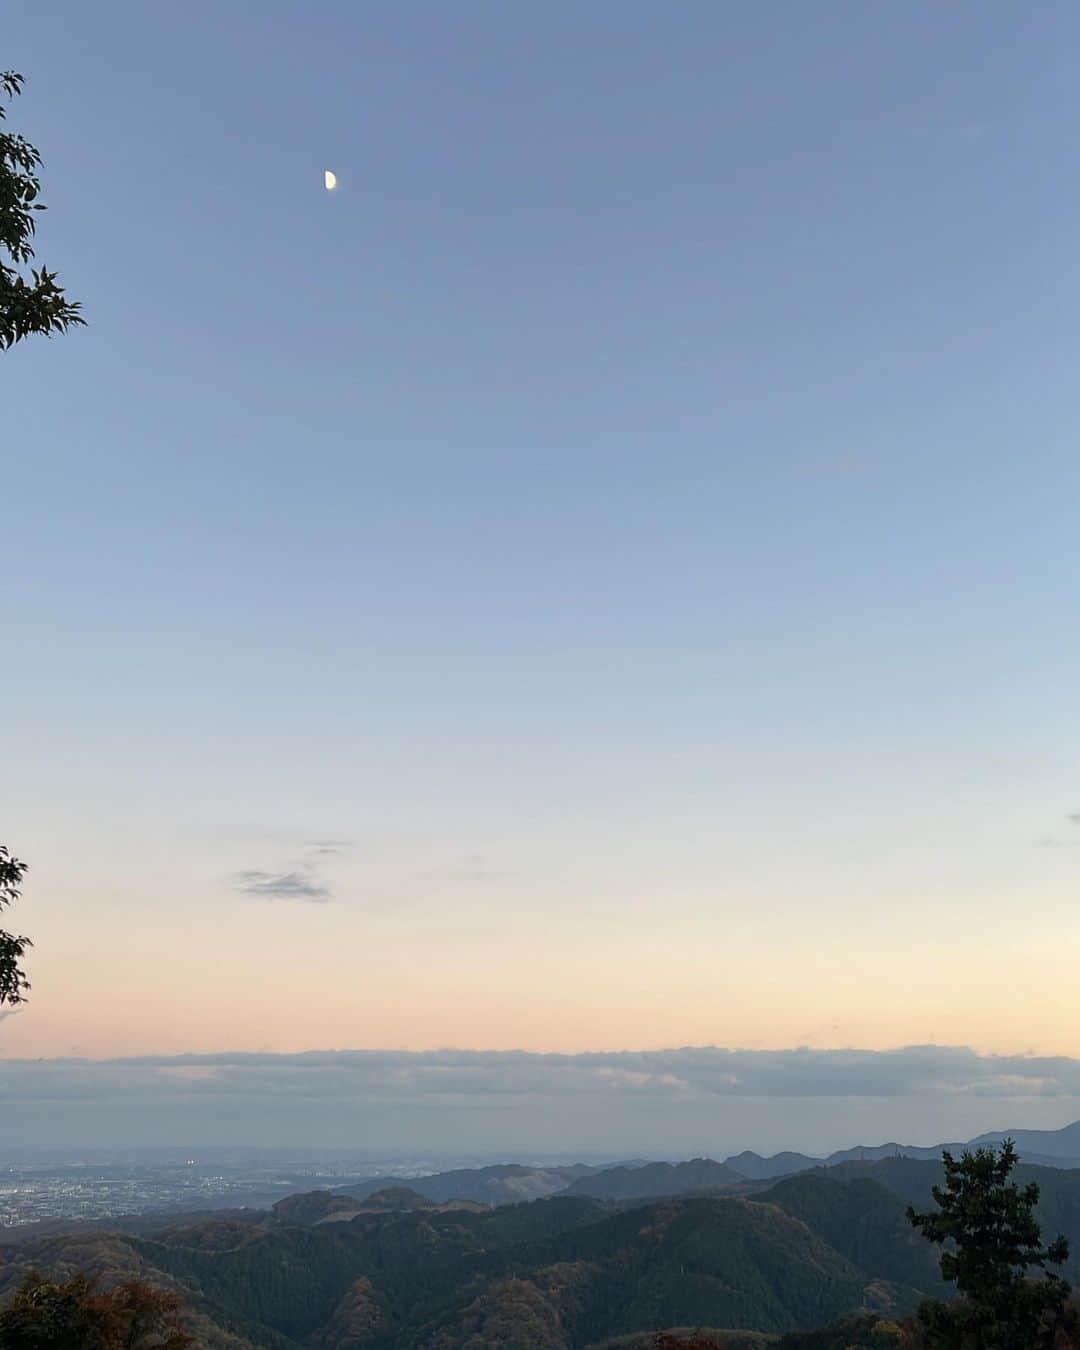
[4,1122,1080,1345]
[298,1118,1080,1214]
[5,1149,1080,1346]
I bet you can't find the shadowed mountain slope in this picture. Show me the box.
[564,1159,744,1201]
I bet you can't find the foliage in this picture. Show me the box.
[1,71,84,350]
[0,1271,194,1348]
[594,1335,771,1350]
[761,1173,942,1296]
[778,1312,924,1348]
[0,844,31,1006]
[135,1194,871,1345]
[907,1139,1074,1348]
[427,1276,566,1350]
[597,1335,770,1350]
[13,1160,1080,1348]
[564,1160,743,1202]
[651,1333,730,1349]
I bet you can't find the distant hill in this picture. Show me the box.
[338,1186,436,1212]
[720,1124,1080,1182]
[824,1140,959,1166]
[724,1151,820,1180]
[823,1118,1080,1169]
[273,1186,487,1226]
[273,1190,374,1225]
[336,1162,595,1207]
[970,1118,1080,1160]
[273,1137,1070,1219]
[564,1158,744,1200]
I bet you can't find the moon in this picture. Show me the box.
[324,170,337,191]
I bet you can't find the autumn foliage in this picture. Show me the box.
[0,1271,194,1349]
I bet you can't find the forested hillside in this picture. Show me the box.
[3,1155,1079,1346]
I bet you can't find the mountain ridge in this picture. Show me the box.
[5,1152,1079,1346]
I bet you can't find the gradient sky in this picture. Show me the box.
[4,1,1080,1101]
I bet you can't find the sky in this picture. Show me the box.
[3,2,1080,1150]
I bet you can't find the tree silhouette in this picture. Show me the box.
[1,70,84,349]
[908,1139,1073,1348]
[0,844,31,1006]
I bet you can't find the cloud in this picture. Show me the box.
[5,1046,1080,1153]
[1033,813,1080,847]
[230,839,349,901]
[6,1045,1080,1105]
[231,870,330,902]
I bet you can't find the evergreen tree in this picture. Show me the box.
[908,1139,1073,1348]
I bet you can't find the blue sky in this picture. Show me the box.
[3,2,1080,1112]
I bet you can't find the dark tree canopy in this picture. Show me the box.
[651,1336,729,1349]
[0,1271,194,1348]
[1,70,84,349]
[908,1139,1073,1348]
[0,844,31,1006]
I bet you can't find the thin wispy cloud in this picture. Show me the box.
[229,838,351,902]
[231,869,331,902]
